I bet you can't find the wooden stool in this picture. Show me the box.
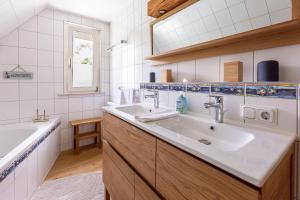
[70,117,103,154]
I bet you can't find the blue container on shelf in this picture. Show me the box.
[257,60,279,82]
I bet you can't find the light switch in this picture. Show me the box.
[242,106,256,119]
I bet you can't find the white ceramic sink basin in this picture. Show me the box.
[154,115,255,152]
[115,105,172,116]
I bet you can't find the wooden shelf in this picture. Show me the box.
[148,0,189,18]
[147,20,300,65]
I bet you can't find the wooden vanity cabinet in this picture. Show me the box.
[156,140,260,200]
[103,113,294,200]
[135,175,161,200]
[103,113,156,186]
[103,141,135,200]
[103,140,161,200]
[156,140,294,200]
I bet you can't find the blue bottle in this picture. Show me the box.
[176,92,188,114]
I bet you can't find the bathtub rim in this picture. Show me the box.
[0,118,61,183]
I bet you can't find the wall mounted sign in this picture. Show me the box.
[3,65,33,80]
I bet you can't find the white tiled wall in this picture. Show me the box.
[0,8,110,151]
[110,0,300,130]
[110,0,300,102]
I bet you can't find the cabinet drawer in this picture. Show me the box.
[156,140,260,200]
[103,140,135,200]
[103,113,156,186]
[135,175,161,200]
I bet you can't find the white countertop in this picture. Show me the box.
[102,104,296,187]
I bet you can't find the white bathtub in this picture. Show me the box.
[0,125,37,159]
[0,118,61,200]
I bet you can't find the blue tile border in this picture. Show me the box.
[246,83,297,99]
[169,83,186,91]
[187,83,210,93]
[211,83,244,96]
[0,121,61,183]
[140,82,298,100]
[144,83,169,91]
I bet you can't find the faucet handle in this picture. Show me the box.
[209,95,223,103]
[147,89,159,95]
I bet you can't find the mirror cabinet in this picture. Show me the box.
[147,0,300,65]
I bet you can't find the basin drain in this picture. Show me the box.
[198,139,211,145]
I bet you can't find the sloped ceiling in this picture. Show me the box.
[48,0,125,22]
[0,0,126,38]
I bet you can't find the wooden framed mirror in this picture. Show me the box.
[147,0,300,65]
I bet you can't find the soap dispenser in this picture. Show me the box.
[176,92,188,114]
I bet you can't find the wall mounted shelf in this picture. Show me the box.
[147,0,189,18]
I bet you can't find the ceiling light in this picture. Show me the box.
[159,9,167,14]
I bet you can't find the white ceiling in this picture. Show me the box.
[0,0,126,38]
[48,0,126,22]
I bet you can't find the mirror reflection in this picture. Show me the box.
[153,0,292,55]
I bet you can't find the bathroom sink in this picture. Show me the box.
[115,105,172,116]
[154,115,255,152]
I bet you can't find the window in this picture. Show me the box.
[64,22,100,94]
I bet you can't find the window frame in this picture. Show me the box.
[63,22,100,94]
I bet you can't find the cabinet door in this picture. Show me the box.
[135,175,161,200]
[103,113,156,186]
[103,140,135,200]
[156,140,260,200]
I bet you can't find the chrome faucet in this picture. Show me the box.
[144,90,159,109]
[204,95,224,123]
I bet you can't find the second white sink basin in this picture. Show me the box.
[154,115,255,152]
[115,104,172,116]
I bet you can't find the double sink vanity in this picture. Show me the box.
[102,103,295,200]
[101,0,299,199]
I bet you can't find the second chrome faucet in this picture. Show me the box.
[204,95,224,123]
[144,90,160,108]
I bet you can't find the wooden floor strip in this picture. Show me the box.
[46,146,103,181]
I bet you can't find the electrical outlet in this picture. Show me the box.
[240,105,277,125]
[257,109,275,123]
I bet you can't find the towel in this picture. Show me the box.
[120,89,127,104]
[131,89,141,104]
[135,111,179,122]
